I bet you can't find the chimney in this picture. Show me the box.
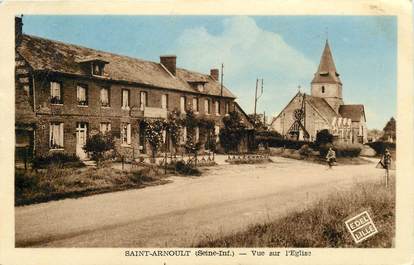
[210,68,219,81]
[15,16,23,46]
[160,55,176,76]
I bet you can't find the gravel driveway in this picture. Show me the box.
[15,156,384,247]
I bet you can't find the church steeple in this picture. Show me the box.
[312,40,342,85]
[311,39,343,113]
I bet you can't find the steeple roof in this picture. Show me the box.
[311,40,342,84]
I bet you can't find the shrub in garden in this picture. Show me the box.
[319,143,362,158]
[315,129,333,146]
[219,111,246,153]
[298,144,312,157]
[174,161,201,176]
[366,141,396,155]
[32,152,84,168]
[83,133,115,165]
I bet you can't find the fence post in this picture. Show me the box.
[121,155,124,171]
[24,146,28,171]
[164,152,167,175]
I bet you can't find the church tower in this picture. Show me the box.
[311,40,344,113]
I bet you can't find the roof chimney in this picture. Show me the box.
[15,16,23,46]
[210,68,219,81]
[160,55,176,76]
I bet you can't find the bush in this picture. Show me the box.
[315,129,333,146]
[264,138,314,150]
[319,143,362,158]
[32,152,84,168]
[298,144,312,157]
[83,133,115,164]
[175,161,201,176]
[366,141,396,155]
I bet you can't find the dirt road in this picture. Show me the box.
[15,156,385,247]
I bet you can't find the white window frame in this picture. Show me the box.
[100,87,110,107]
[195,126,199,142]
[215,100,220,115]
[77,84,88,106]
[122,89,130,109]
[205,99,210,115]
[214,125,220,143]
[180,96,186,113]
[50,81,62,104]
[121,123,131,145]
[140,91,147,111]
[49,122,64,149]
[193,98,199,113]
[180,126,187,144]
[161,94,168,109]
[225,102,230,114]
[100,122,111,134]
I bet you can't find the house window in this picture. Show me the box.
[122,89,130,109]
[180,96,187,113]
[225,101,230,114]
[140,91,148,111]
[49,122,64,149]
[196,83,204,92]
[50,81,62,104]
[214,125,220,142]
[205,99,211,114]
[321,86,325,93]
[215,100,220,115]
[195,126,199,142]
[100,87,110,107]
[77,84,88,106]
[121,123,131,145]
[100,122,111,134]
[92,62,103,76]
[161,94,168,109]
[193,97,199,112]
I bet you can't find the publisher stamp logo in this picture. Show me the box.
[345,211,378,243]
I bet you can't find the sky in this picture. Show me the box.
[22,15,397,130]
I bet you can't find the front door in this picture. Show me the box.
[76,122,88,160]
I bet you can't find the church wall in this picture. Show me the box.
[303,104,330,141]
[271,94,302,136]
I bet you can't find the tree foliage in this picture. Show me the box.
[143,119,165,160]
[83,133,114,165]
[315,129,334,146]
[219,111,246,153]
[382,117,396,142]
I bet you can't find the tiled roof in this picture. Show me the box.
[311,40,342,84]
[339,104,365,122]
[305,94,338,121]
[17,34,235,98]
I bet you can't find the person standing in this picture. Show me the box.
[381,148,392,187]
[326,147,336,169]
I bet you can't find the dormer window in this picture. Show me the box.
[92,62,104,76]
[76,57,109,77]
[197,83,204,92]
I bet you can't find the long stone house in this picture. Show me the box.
[270,40,368,144]
[14,17,253,161]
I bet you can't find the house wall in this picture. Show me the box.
[30,72,235,158]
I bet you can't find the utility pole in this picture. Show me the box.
[220,64,224,97]
[253,78,264,121]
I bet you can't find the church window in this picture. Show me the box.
[321,86,325,93]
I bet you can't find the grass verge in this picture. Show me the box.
[15,164,170,206]
[196,179,395,248]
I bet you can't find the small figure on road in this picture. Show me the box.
[377,148,393,187]
[326,147,336,169]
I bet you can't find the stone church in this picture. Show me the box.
[271,40,368,144]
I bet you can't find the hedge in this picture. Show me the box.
[32,152,84,169]
[256,136,315,150]
[366,141,396,155]
[319,143,362,158]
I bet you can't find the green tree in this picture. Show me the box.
[183,109,201,156]
[165,110,181,154]
[83,133,114,166]
[144,119,165,162]
[219,111,246,153]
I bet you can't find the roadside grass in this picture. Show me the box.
[15,164,170,206]
[195,179,395,248]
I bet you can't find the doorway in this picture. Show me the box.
[76,122,88,160]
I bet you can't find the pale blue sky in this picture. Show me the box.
[22,15,397,129]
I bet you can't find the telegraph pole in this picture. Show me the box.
[253,78,264,120]
[220,64,224,97]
